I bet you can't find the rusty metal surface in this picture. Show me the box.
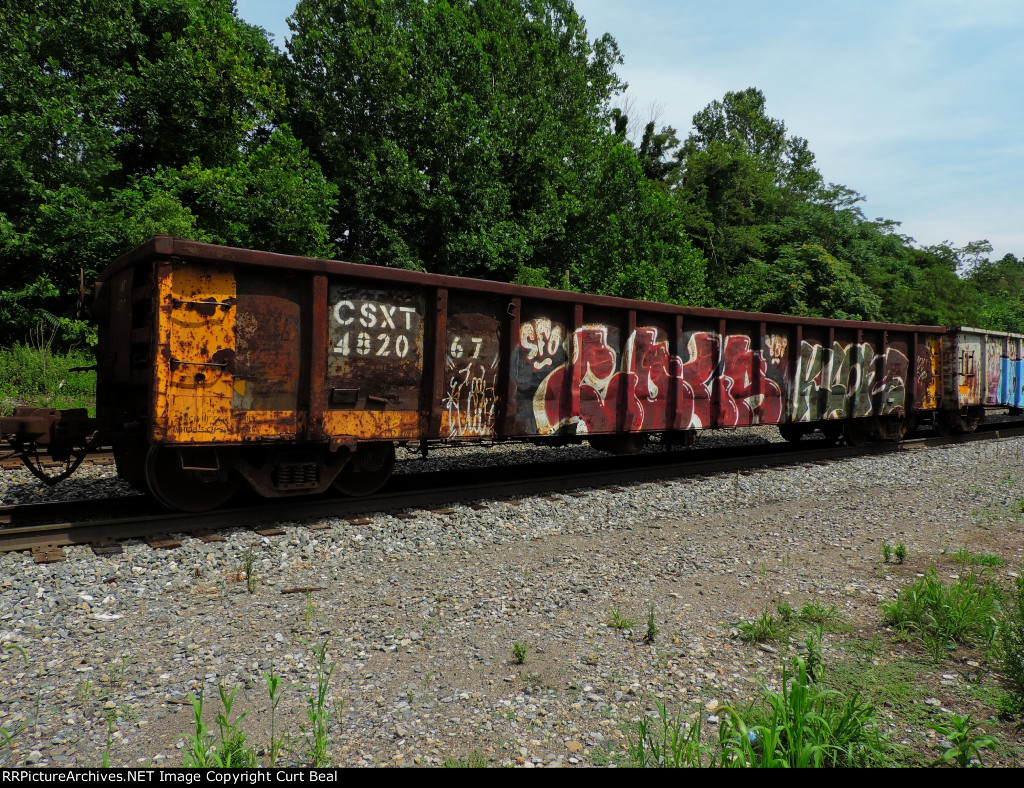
[77,236,986,507]
[949,327,1024,409]
[326,283,425,412]
[441,294,503,438]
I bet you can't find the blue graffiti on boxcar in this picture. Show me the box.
[999,358,1024,407]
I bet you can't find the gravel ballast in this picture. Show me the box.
[1,431,1023,767]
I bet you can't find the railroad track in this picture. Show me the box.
[3,420,1023,562]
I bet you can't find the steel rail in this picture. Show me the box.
[2,422,1022,556]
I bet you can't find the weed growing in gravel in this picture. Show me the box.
[953,549,1004,568]
[803,627,824,683]
[181,685,256,768]
[303,591,316,626]
[644,603,659,645]
[895,542,907,565]
[511,642,528,665]
[76,679,95,710]
[997,574,1024,718]
[882,543,893,563]
[737,609,785,644]
[103,655,131,687]
[630,656,886,768]
[0,644,28,756]
[798,601,842,627]
[718,656,885,767]
[303,640,336,767]
[213,685,256,767]
[607,608,636,630]
[241,547,258,594]
[442,749,488,768]
[264,665,287,768]
[100,712,115,768]
[931,713,999,767]
[776,601,794,624]
[882,568,1000,658]
[629,699,711,767]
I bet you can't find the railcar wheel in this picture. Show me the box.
[959,408,982,433]
[819,422,842,446]
[843,420,871,447]
[777,423,809,443]
[888,415,908,441]
[933,412,954,437]
[332,442,395,497]
[145,445,239,512]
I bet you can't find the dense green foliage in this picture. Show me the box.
[0,1,1019,348]
[0,337,96,416]
[283,0,706,300]
[0,0,336,345]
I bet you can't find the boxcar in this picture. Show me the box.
[85,236,951,510]
[940,327,1024,431]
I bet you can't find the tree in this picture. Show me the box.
[0,0,335,345]
[282,0,706,301]
[671,87,825,304]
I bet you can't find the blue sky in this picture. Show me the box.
[235,0,1024,261]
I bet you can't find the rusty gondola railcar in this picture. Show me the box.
[2,237,1013,511]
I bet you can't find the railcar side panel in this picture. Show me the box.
[512,302,571,436]
[914,335,942,411]
[1000,336,1024,407]
[154,263,237,442]
[441,293,503,439]
[881,335,911,416]
[950,328,1024,410]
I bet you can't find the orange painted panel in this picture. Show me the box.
[155,264,236,442]
[321,410,421,440]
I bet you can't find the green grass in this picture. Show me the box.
[629,656,887,768]
[737,600,846,645]
[443,750,488,768]
[997,575,1024,718]
[607,608,637,630]
[0,342,96,416]
[737,609,787,643]
[644,603,658,644]
[798,601,842,626]
[182,685,257,768]
[931,714,999,767]
[881,568,1000,658]
[952,549,1004,568]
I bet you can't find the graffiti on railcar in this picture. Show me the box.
[955,340,981,405]
[519,318,564,371]
[792,341,907,421]
[986,340,1003,405]
[915,338,941,410]
[443,310,502,437]
[531,325,640,434]
[520,323,785,435]
[716,335,785,427]
[1000,357,1024,407]
[443,354,499,437]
